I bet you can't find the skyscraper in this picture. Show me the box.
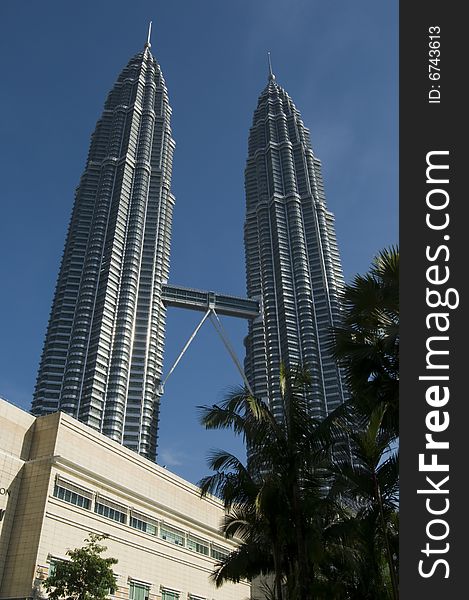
[243,63,347,419]
[32,37,347,462]
[32,36,175,460]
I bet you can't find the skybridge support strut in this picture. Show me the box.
[160,307,254,396]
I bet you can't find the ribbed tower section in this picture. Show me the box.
[32,42,175,460]
[244,71,347,420]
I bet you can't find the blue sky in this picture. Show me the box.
[0,0,397,484]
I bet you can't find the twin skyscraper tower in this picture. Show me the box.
[32,35,347,461]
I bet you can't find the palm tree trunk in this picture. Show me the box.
[374,474,398,600]
[271,541,283,600]
[291,481,314,600]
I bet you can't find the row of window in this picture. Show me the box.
[49,561,203,600]
[53,478,229,561]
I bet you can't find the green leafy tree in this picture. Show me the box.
[44,533,117,600]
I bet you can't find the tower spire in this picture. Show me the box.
[32,39,176,461]
[267,51,275,81]
[244,71,348,423]
[146,21,152,48]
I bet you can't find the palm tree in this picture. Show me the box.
[333,246,399,438]
[198,448,284,599]
[198,365,339,600]
[328,403,399,599]
[198,248,400,599]
[327,246,400,598]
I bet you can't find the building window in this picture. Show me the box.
[211,545,229,561]
[130,511,158,536]
[187,535,209,556]
[53,478,92,510]
[161,589,179,600]
[159,523,185,546]
[94,495,127,524]
[48,559,58,577]
[47,556,66,577]
[129,581,150,600]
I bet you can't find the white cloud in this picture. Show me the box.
[159,448,186,467]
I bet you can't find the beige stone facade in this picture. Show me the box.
[0,398,250,600]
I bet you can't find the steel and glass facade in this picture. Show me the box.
[32,41,174,459]
[32,43,348,461]
[243,72,347,419]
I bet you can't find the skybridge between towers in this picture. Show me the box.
[162,284,260,319]
[159,284,260,394]
[31,29,348,464]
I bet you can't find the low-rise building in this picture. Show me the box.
[0,398,249,600]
